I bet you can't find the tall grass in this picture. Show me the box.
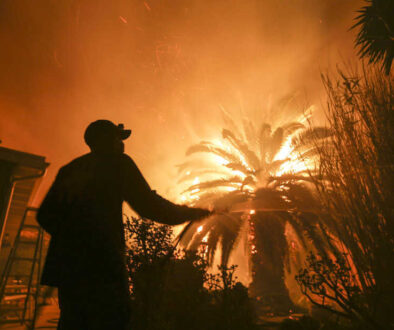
[304,66,393,327]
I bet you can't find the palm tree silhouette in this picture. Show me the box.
[177,105,330,312]
[353,0,393,74]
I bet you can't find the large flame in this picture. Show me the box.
[178,109,318,204]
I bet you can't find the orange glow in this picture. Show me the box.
[0,1,359,209]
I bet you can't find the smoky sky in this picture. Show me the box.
[0,0,362,202]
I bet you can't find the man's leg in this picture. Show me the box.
[58,281,130,330]
[84,281,131,330]
[57,286,86,330]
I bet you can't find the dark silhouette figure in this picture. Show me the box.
[37,120,211,330]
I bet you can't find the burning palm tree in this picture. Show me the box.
[177,102,331,312]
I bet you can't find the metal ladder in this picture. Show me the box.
[0,207,45,329]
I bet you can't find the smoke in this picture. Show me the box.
[0,0,362,202]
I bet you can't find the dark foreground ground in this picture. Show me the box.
[0,294,302,330]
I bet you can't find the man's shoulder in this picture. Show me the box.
[59,153,137,175]
[59,153,93,172]
[119,153,134,164]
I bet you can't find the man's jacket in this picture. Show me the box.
[37,152,208,287]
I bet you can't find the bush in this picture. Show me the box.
[124,217,256,330]
[300,66,394,328]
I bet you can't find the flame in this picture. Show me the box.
[213,155,229,166]
[274,136,293,161]
[274,135,311,176]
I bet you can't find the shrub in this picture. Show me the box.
[124,217,256,330]
[300,66,394,328]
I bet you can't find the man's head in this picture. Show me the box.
[84,120,131,154]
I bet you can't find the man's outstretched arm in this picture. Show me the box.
[122,155,211,225]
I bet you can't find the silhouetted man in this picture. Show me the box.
[37,120,211,330]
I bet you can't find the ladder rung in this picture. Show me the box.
[13,257,37,262]
[2,293,27,297]
[17,240,38,245]
[0,207,42,325]
[2,293,27,300]
[21,224,40,229]
[0,319,25,324]
[7,274,31,278]
[1,307,24,312]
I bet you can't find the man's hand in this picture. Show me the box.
[191,208,213,221]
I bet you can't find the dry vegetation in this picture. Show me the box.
[297,66,393,328]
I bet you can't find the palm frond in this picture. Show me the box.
[269,174,314,184]
[292,127,332,148]
[282,122,306,135]
[352,0,394,74]
[186,142,242,164]
[269,127,285,161]
[258,123,272,163]
[267,159,291,173]
[206,225,221,264]
[177,169,227,184]
[220,106,243,138]
[242,118,257,150]
[220,213,244,266]
[222,128,261,170]
[193,190,249,209]
[273,94,296,113]
[188,217,216,250]
[182,176,244,194]
[225,162,253,175]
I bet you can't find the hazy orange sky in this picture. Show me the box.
[0,0,362,203]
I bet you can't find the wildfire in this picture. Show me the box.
[178,110,322,206]
[176,109,329,266]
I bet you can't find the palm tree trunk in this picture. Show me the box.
[249,212,293,314]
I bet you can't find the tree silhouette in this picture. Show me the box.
[353,0,394,74]
[177,102,331,313]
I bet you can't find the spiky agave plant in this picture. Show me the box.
[177,105,331,311]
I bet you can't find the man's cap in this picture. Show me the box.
[84,120,131,147]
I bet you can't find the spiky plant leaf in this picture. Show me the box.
[352,0,394,74]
